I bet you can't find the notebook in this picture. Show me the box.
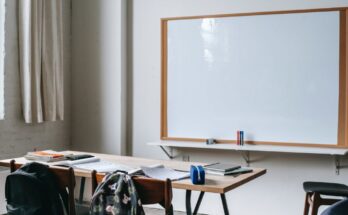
[204,163,241,173]
[206,167,253,176]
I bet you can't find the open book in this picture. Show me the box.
[141,165,190,181]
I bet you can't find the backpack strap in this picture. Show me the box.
[112,170,128,174]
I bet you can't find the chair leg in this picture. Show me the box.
[165,204,174,215]
[303,193,311,215]
[311,193,321,215]
[10,160,15,173]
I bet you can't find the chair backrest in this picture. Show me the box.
[91,171,173,213]
[10,160,76,215]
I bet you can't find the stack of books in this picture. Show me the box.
[25,150,69,162]
[24,150,131,173]
[204,163,252,176]
[25,150,99,165]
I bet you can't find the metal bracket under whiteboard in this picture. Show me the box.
[334,155,348,175]
[160,146,174,159]
[241,151,251,167]
[160,146,189,161]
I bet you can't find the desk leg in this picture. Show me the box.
[78,177,86,204]
[220,194,229,215]
[193,192,205,215]
[186,190,192,215]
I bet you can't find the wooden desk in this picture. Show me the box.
[0,151,266,215]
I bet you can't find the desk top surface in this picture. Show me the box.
[0,150,266,193]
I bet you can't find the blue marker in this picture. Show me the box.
[240,131,244,146]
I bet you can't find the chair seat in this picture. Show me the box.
[303,182,348,197]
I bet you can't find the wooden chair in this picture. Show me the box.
[303,181,348,215]
[91,171,174,215]
[10,160,76,215]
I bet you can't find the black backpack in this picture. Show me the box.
[5,162,68,215]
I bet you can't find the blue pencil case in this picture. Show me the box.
[190,165,205,185]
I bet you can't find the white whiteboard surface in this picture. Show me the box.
[166,11,340,145]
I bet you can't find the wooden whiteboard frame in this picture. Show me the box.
[161,7,348,148]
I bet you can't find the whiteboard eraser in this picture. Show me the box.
[206,138,216,145]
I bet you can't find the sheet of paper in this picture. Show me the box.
[54,157,100,166]
[141,165,190,181]
[73,160,133,172]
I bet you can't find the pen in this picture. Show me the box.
[203,162,219,167]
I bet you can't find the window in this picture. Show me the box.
[0,0,4,119]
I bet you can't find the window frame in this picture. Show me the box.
[0,0,5,120]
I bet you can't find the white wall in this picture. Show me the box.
[130,0,348,214]
[70,0,348,214]
[71,0,127,155]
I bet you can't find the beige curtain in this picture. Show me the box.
[18,0,64,123]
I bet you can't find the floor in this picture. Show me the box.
[5,210,189,215]
[144,207,187,215]
[76,205,195,215]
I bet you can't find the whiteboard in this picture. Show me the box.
[165,11,341,145]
